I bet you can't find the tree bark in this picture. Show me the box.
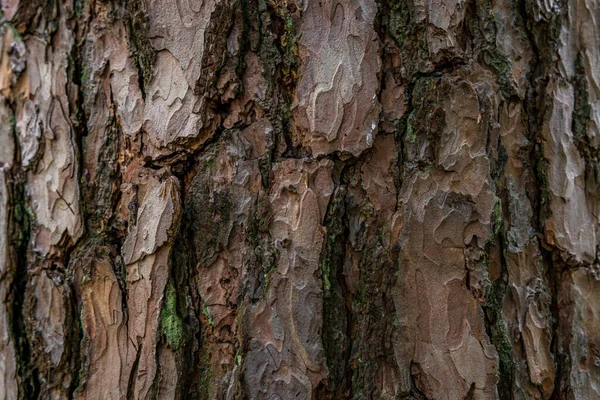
[0,0,599,399]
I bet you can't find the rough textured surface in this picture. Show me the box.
[293,0,381,156]
[393,69,500,399]
[122,174,181,399]
[20,20,83,256]
[543,81,596,264]
[245,159,333,398]
[72,244,127,400]
[0,0,600,399]
[141,0,222,157]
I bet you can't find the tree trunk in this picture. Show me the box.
[0,0,599,399]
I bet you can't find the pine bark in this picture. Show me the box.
[0,0,599,399]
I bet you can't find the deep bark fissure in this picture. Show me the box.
[8,170,40,400]
[319,172,351,397]
[482,225,514,398]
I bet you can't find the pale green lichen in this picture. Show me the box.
[321,259,332,292]
[406,123,416,143]
[161,285,184,350]
[81,66,91,84]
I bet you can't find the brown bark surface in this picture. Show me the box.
[0,0,599,399]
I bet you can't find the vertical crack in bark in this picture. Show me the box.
[126,0,154,99]
[482,226,513,398]
[160,174,204,398]
[7,105,39,399]
[517,2,564,396]
[318,165,351,397]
